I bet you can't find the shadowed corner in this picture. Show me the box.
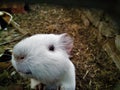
[0,49,12,62]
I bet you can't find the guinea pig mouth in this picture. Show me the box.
[24,71,32,74]
[18,70,32,75]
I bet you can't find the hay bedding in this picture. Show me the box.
[0,4,120,90]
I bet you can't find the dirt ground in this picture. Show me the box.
[0,4,120,90]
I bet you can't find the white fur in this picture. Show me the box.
[31,78,40,89]
[11,33,75,90]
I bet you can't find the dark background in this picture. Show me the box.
[1,0,120,24]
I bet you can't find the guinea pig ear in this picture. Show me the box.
[59,33,73,54]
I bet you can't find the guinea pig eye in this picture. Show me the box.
[48,45,55,51]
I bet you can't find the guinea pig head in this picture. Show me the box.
[11,33,74,81]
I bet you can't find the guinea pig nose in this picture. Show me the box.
[20,56,25,59]
[16,56,25,61]
[14,55,26,61]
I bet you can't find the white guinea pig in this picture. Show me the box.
[11,33,75,90]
